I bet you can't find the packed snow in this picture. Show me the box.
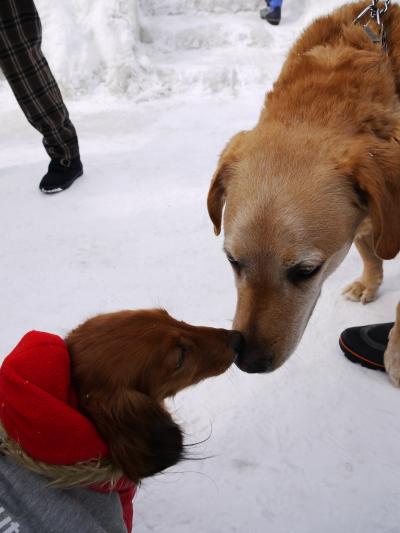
[1,1,400,532]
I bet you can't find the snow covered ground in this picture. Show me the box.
[1,0,400,532]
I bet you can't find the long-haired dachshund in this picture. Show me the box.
[0,309,242,532]
[67,309,243,482]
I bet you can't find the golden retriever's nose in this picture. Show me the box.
[235,342,275,374]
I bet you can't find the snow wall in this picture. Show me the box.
[0,0,348,99]
[35,0,145,97]
[0,0,269,99]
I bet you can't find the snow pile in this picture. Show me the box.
[35,0,272,98]
[141,0,261,16]
[34,0,148,97]
[1,0,356,99]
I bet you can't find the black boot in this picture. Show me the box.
[260,6,281,26]
[339,323,394,371]
[39,158,83,194]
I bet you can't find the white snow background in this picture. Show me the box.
[1,0,400,532]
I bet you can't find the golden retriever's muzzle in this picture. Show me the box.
[232,295,319,374]
[235,341,276,374]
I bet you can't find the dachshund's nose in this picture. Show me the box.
[229,331,244,357]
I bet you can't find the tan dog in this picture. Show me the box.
[207,1,400,384]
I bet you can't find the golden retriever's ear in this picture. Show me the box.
[207,162,231,236]
[342,140,400,260]
[207,131,248,235]
[86,390,183,483]
[366,182,400,260]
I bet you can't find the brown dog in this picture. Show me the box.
[207,2,400,384]
[0,310,242,532]
[67,309,242,482]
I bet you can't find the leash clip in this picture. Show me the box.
[354,0,391,52]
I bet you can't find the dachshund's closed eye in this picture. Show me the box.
[67,309,243,482]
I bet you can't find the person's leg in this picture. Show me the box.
[269,0,282,8]
[260,0,282,25]
[0,0,82,191]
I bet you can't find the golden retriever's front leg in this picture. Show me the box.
[342,220,383,304]
[385,304,400,387]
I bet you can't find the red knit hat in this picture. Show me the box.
[0,331,109,465]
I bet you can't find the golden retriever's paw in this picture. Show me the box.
[342,280,379,305]
[385,323,400,388]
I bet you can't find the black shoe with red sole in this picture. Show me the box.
[339,323,394,372]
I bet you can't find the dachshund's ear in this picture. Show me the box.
[87,390,183,483]
[207,131,248,236]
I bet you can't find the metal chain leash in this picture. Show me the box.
[354,0,391,26]
[354,0,392,51]
[380,0,392,16]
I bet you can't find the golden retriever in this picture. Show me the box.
[207,1,400,385]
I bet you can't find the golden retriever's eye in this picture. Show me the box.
[176,347,186,370]
[288,264,322,283]
[226,252,241,273]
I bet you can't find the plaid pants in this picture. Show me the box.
[0,0,79,161]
